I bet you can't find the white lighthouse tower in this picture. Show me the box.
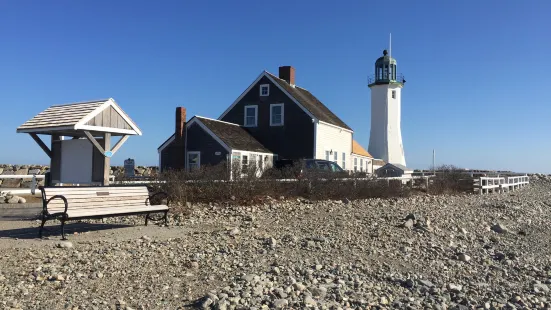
[367,48,406,166]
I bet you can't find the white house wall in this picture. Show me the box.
[315,122,352,169]
[368,84,406,166]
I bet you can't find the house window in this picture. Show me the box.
[354,158,358,172]
[270,103,284,126]
[242,154,249,172]
[325,150,330,161]
[187,151,200,171]
[333,152,338,163]
[260,84,269,96]
[360,159,363,172]
[342,152,346,169]
[244,105,258,127]
[392,90,396,99]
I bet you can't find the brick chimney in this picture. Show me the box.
[175,107,186,139]
[279,66,295,85]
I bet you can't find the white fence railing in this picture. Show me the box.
[0,174,45,195]
[477,175,529,194]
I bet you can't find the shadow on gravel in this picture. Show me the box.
[0,222,133,240]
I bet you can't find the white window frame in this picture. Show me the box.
[333,152,338,163]
[342,152,346,170]
[360,158,364,171]
[392,90,396,99]
[187,151,201,171]
[270,103,284,126]
[325,150,330,161]
[244,105,258,127]
[260,84,270,97]
[354,157,358,172]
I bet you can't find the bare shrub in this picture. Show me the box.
[429,164,474,194]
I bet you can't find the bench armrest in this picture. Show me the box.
[44,195,69,215]
[147,192,170,207]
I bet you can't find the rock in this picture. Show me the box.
[17,197,26,204]
[403,219,414,229]
[534,283,550,293]
[380,296,389,305]
[304,296,317,307]
[229,227,240,236]
[448,283,463,292]
[273,299,288,308]
[7,197,19,204]
[56,241,73,249]
[141,235,152,241]
[266,237,277,247]
[491,223,509,234]
[458,253,471,262]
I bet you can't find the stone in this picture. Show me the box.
[534,283,550,293]
[229,227,240,236]
[491,223,509,234]
[304,296,317,307]
[17,197,26,204]
[380,296,389,305]
[56,241,73,249]
[7,197,19,204]
[403,219,414,229]
[448,283,462,292]
[273,299,288,308]
[141,235,151,241]
[458,253,471,262]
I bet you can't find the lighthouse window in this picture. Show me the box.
[392,91,396,99]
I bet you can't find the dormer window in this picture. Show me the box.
[260,84,269,96]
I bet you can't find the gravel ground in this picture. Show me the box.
[1,175,550,310]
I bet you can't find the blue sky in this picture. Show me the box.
[1,0,549,173]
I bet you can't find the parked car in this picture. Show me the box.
[262,159,348,179]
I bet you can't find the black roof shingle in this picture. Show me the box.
[266,72,352,131]
[197,117,271,153]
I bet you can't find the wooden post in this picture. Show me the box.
[29,133,52,158]
[103,133,111,186]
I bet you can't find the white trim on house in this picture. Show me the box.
[196,116,239,126]
[244,105,258,127]
[312,121,317,158]
[218,71,265,119]
[186,117,232,152]
[157,134,175,153]
[318,120,353,133]
[232,149,273,156]
[187,151,201,171]
[260,84,270,96]
[218,71,318,122]
[269,103,284,126]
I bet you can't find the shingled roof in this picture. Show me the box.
[18,100,105,131]
[266,72,352,131]
[352,140,372,158]
[196,117,271,153]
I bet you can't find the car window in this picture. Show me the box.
[305,160,316,169]
[316,161,331,171]
[330,162,344,172]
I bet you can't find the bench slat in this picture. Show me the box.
[47,201,157,211]
[67,205,168,218]
[43,191,150,198]
[47,196,150,205]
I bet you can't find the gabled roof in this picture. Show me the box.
[17,98,142,136]
[379,163,413,173]
[158,133,176,152]
[192,117,271,153]
[266,72,352,131]
[372,159,386,166]
[352,140,372,158]
[218,71,352,131]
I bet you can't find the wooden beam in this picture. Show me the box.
[110,135,129,155]
[29,133,52,158]
[83,131,105,154]
[103,133,111,186]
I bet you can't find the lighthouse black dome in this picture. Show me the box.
[368,49,404,86]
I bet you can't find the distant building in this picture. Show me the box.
[376,163,413,178]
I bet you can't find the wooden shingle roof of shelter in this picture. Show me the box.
[17,98,142,136]
[352,140,372,158]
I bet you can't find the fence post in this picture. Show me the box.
[31,174,37,195]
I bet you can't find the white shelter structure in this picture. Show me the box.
[367,49,406,166]
[17,98,142,186]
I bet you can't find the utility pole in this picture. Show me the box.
[432,149,435,175]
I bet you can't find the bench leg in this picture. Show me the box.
[164,211,168,225]
[145,213,149,226]
[39,215,47,238]
[61,218,67,240]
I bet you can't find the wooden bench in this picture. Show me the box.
[39,185,170,239]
